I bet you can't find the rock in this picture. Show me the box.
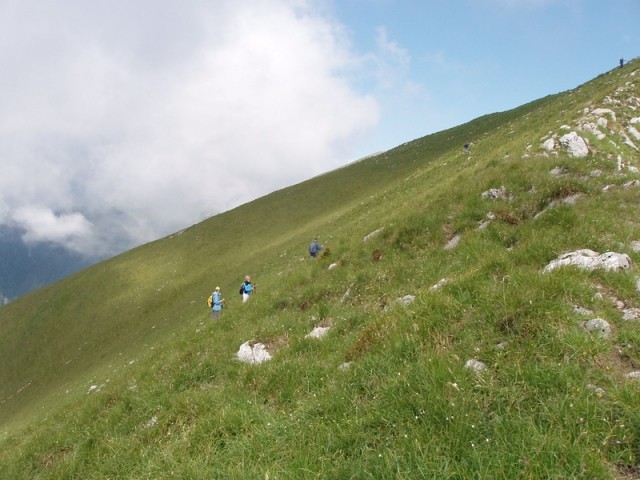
[237,341,272,364]
[444,234,461,250]
[582,318,612,339]
[338,361,352,370]
[628,126,640,141]
[626,371,640,380]
[465,359,487,373]
[622,308,640,321]
[573,306,594,316]
[397,294,416,305]
[592,108,617,122]
[481,186,507,200]
[363,227,384,242]
[340,287,351,303]
[624,180,640,188]
[328,263,338,270]
[305,326,331,339]
[580,122,606,140]
[550,166,569,176]
[586,384,606,397]
[542,138,555,151]
[429,278,449,291]
[559,132,589,157]
[544,249,631,272]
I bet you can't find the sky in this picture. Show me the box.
[0,0,637,259]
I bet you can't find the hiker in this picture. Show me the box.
[308,237,323,258]
[463,141,471,153]
[620,58,624,69]
[239,275,254,303]
[211,286,224,319]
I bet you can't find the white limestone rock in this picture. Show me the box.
[559,132,589,157]
[237,341,272,364]
[544,249,631,273]
[582,318,612,339]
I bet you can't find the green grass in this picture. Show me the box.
[0,59,639,478]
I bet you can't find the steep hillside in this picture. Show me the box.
[1,59,639,478]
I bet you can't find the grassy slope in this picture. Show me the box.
[0,60,639,478]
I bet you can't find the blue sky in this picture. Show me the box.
[331,0,639,156]
[0,0,637,257]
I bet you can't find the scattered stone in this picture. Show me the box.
[580,122,606,140]
[237,341,272,364]
[305,326,331,339]
[544,249,631,272]
[637,278,640,293]
[626,371,640,380]
[586,384,606,397]
[559,132,589,157]
[430,278,449,291]
[622,308,640,321]
[481,186,507,200]
[465,359,488,373]
[628,126,640,142]
[145,416,158,429]
[542,138,555,151]
[590,169,602,177]
[363,227,384,242]
[397,294,416,305]
[624,180,640,188]
[573,306,594,316]
[88,385,99,393]
[582,318,612,339]
[444,234,461,250]
[340,287,351,304]
[550,166,569,176]
[328,263,338,270]
[592,108,617,122]
[338,361,352,370]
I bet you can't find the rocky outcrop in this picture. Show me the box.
[559,132,589,157]
[544,249,631,272]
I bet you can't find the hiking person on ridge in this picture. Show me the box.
[308,237,323,258]
[239,275,254,303]
[211,286,224,319]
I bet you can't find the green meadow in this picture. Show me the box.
[1,59,639,479]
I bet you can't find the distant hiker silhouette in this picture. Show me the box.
[620,58,625,69]
[211,286,224,319]
[463,141,471,153]
[239,275,254,303]
[308,238,323,258]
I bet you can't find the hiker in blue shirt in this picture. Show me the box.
[308,238,323,258]
[211,286,224,319]
[239,275,254,303]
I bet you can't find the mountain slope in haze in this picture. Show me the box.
[1,59,640,478]
[0,225,97,303]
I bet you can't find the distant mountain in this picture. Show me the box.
[0,225,98,303]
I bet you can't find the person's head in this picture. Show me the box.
[245,275,251,282]
[215,286,220,291]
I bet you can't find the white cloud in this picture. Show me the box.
[0,0,379,256]
[12,206,94,252]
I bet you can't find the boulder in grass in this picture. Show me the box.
[237,341,272,364]
[544,249,631,273]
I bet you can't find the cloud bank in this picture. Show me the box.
[0,0,379,256]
